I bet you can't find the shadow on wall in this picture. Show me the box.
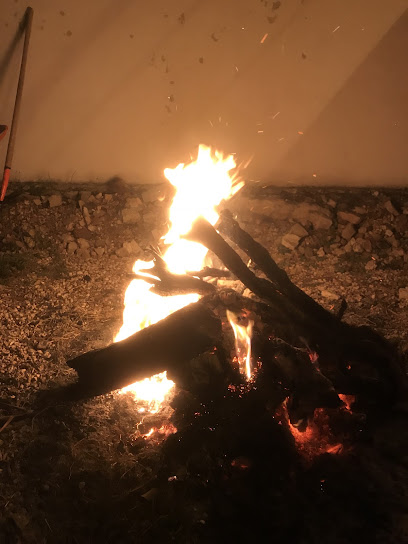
[272,8,408,186]
[0,18,24,88]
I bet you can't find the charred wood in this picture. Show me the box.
[187,219,407,404]
[67,302,225,395]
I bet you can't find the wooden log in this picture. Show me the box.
[186,218,408,403]
[218,209,337,327]
[67,302,224,395]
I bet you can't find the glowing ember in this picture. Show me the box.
[141,423,178,439]
[115,145,243,410]
[279,402,344,459]
[226,310,254,380]
[119,371,174,413]
[338,393,355,411]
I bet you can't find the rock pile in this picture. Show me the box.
[229,188,408,273]
[1,184,407,288]
[0,182,173,263]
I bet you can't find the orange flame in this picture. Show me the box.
[226,310,254,380]
[115,145,243,410]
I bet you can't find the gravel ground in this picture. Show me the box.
[0,182,407,542]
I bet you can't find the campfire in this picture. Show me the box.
[67,145,406,464]
[112,145,245,413]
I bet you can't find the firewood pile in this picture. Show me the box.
[67,210,408,541]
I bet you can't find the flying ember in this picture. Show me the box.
[115,145,244,410]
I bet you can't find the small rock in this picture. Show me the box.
[320,290,340,301]
[82,206,91,226]
[77,238,90,249]
[122,208,141,224]
[281,233,301,250]
[76,248,90,259]
[35,340,48,350]
[357,238,372,252]
[122,240,142,255]
[365,260,377,271]
[398,287,408,302]
[317,247,325,257]
[311,214,333,230]
[384,200,399,216]
[104,194,113,202]
[353,206,367,214]
[341,223,356,241]
[33,198,42,206]
[337,211,361,225]
[24,236,35,249]
[48,194,62,207]
[67,241,78,254]
[125,197,143,209]
[80,191,92,203]
[115,247,129,258]
[95,247,105,256]
[289,223,308,238]
[327,199,336,208]
[73,226,92,240]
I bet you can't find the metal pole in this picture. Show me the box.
[0,7,34,201]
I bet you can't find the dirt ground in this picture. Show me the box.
[0,181,408,543]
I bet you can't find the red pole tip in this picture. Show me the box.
[0,168,11,202]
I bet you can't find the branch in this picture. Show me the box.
[133,260,215,297]
[218,209,338,327]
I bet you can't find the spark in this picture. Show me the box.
[272,111,280,119]
[260,33,268,44]
[332,25,340,33]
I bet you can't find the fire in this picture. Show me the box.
[226,310,254,379]
[280,403,344,459]
[115,145,244,409]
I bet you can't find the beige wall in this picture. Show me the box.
[0,0,407,185]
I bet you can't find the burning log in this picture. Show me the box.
[67,301,227,395]
[186,215,408,404]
